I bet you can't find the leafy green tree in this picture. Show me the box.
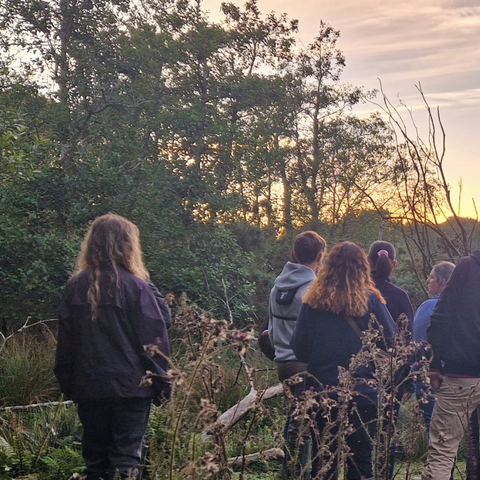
[0,0,406,327]
[0,74,76,327]
[285,22,372,228]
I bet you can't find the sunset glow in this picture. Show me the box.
[203,0,480,218]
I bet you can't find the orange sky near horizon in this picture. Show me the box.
[203,0,480,219]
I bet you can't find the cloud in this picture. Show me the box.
[426,87,480,111]
[443,0,480,9]
[318,1,480,98]
[201,0,479,206]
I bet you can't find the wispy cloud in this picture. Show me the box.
[203,0,480,211]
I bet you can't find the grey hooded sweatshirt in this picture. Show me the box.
[268,262,316,362]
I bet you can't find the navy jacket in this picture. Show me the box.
[55,267,170,402]
[428,251,480,375]
[148,281,172,329]
[373,278,414,334]
[291,293,395,402]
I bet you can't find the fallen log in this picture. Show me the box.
[202,383,284,441]
[227,447,284,467]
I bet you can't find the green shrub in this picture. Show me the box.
[0,329,59,407]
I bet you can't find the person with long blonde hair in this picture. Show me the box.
[291,241,395,480]
[54,213,170,480]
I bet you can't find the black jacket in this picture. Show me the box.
[428,250,480,376]
[148,281,172,329]
[373,278,414,334]
[291,293,395,402]
[54,268,170,402]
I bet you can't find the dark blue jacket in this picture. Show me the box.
[374,278,414,334]
[374,278,414,394]
[148,281,172,329]
[291,293,395,402]
[55,267,170,402]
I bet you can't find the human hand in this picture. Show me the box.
[428,371,444,391]
[402,391,413,402]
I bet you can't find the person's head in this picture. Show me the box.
[77,213,149,316]
[427,261,455,296]
[78,213,149,279]
[303,241,384,317]
[292,231,327,270]
[368,241,397,282]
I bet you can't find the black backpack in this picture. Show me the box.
[257,315,276,361]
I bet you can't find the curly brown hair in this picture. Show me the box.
[303,241,384,317]
[76,213,149,318]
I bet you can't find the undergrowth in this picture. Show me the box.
[0,297,457,480]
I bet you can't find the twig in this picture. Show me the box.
[227,447,284,466]
[0,318,57,353]
[0,400,73,412]
[222,279,233,324]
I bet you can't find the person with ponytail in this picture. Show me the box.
[368,240,414,479]
[291,241,395,480]
[54,213,170,480]
[368,241,414,334]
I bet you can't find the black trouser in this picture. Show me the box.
[313,403,377,480]
[77,398,151,480]
[276,361,311,479]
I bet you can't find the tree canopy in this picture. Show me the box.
[0,0,475,327]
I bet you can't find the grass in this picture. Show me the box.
[0,306,474,480]
[228,461,469,479]
[0,329,59,406]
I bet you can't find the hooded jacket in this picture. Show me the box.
[428,250,480,376]
[268,262,316,362]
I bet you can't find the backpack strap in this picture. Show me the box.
[269,308,298,322]
[346,316,363,339]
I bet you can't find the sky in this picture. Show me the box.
[203,0,480,218]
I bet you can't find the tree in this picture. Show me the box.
[0,0,419,325]
[269,22,392,232]
[361,84,479,288]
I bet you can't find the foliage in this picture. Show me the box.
[0,2,475,479]
[0,402,83,480]
[146,293,277,479]
[0,296,469,480]
[0,0,467,328]
[0,328,59,407]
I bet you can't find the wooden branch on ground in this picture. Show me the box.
[202,383,284,441]
[227,447,284,467]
